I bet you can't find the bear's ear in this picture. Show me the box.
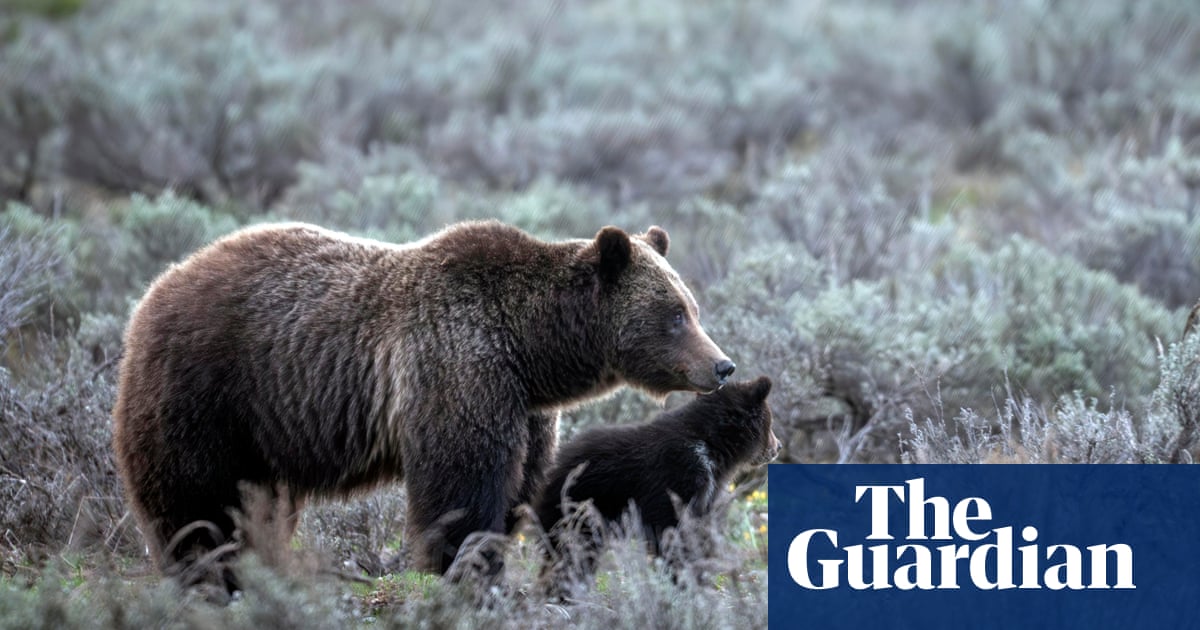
[750,376,772,402]
[640,226,669,257]
[594,226,632,283]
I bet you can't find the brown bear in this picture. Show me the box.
[533,376,778,589]
[111,220,734,582]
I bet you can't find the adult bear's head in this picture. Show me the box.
[582,225,735,397]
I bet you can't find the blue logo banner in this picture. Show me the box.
[767,465,1200,629]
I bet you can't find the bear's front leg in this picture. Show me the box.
[403,414,528,576]
[506,410,558,534]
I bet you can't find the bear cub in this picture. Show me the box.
[534,376,779,587]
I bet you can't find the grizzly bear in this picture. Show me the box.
[111,220,734,581]
[533,376,778,587]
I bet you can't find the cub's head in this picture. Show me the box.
[581,225,734,397]
[701,375,780,466]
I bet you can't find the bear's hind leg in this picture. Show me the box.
[145,455,246,590]
[158,496,240,589]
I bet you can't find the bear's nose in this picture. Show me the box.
[714,359,736,381]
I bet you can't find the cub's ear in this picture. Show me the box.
[640,226,669,256]
[751,376,773,402]
[594,226,632,283]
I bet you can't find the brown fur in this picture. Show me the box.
[111,220,732,579]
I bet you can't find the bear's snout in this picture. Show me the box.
[714,359,736,384]
[755,431,782,465]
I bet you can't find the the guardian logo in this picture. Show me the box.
[770,465,1200,629]
[787,478,1135,591]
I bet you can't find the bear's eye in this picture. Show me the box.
[672,309,685,328]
